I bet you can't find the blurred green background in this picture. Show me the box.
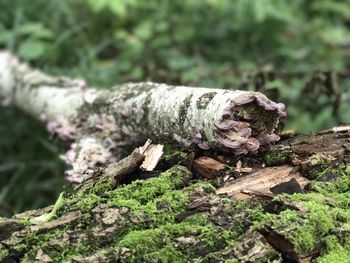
[1,0,350,216]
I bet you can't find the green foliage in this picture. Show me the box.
[1,0,349,126]
[0,108,68,217]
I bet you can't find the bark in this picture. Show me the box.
[0,52,286,184]
[0,52,86,121]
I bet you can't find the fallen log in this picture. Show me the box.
[0,52,286,184]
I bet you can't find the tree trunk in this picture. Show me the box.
[0,52,285,184]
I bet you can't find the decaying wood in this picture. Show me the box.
[103,150,144,185]
[193,156,227,179]
[138,139,164,171]
[76,140,160,192]
[1,127,348,262]
[189,126,350,202]
[76,149,144,193]
[216,165,309,200]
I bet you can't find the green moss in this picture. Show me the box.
[60,242,94,261]
[76,193,103,212]
[317,236,350,263]
[17,163,350,261]
[252,167,350,255]
[317,248,350,263]
[0,248,9,261]
[20,217,32,227]
[17,226,99,262]
[145,190,189,225]
[9,165,255,261]
[112,198,141,210]
[63,166,191,216]
[303,154,345,180]
[308,165,350,193]
[17,229,64,259]
[83,167,242,261]
[264,149,292,166]
[116,214,232,262]
[185,181,216,194]
[249,166,350,256]
[162,150,189,167]
[107,165,192,205]
[144,245,185,263]
[14,163,346,261]
[257,195,337,253]
[104,167,193,231]
[91,178,114,195]
[61,165,192,224]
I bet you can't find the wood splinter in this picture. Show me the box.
[77,139,163,191]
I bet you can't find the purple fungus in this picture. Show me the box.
[257,99,275,111]
[222,109,235,118]
[198,141,210,150]
[246,138,260,153]
[234,94,255,106]
[193,129,203,141]
[173,133,192,149]
[216,138,245,150]
[238,127,252,138]
[214,120,240,131]
[212,91,286,155]
[47,116,76,141]
[259,134,280,145]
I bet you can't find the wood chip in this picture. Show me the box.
[193,156,226,179]
[236,160,253,173]
[216,165,309,200]
[139,139,164,171]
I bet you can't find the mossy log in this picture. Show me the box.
[1,127,350,262]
